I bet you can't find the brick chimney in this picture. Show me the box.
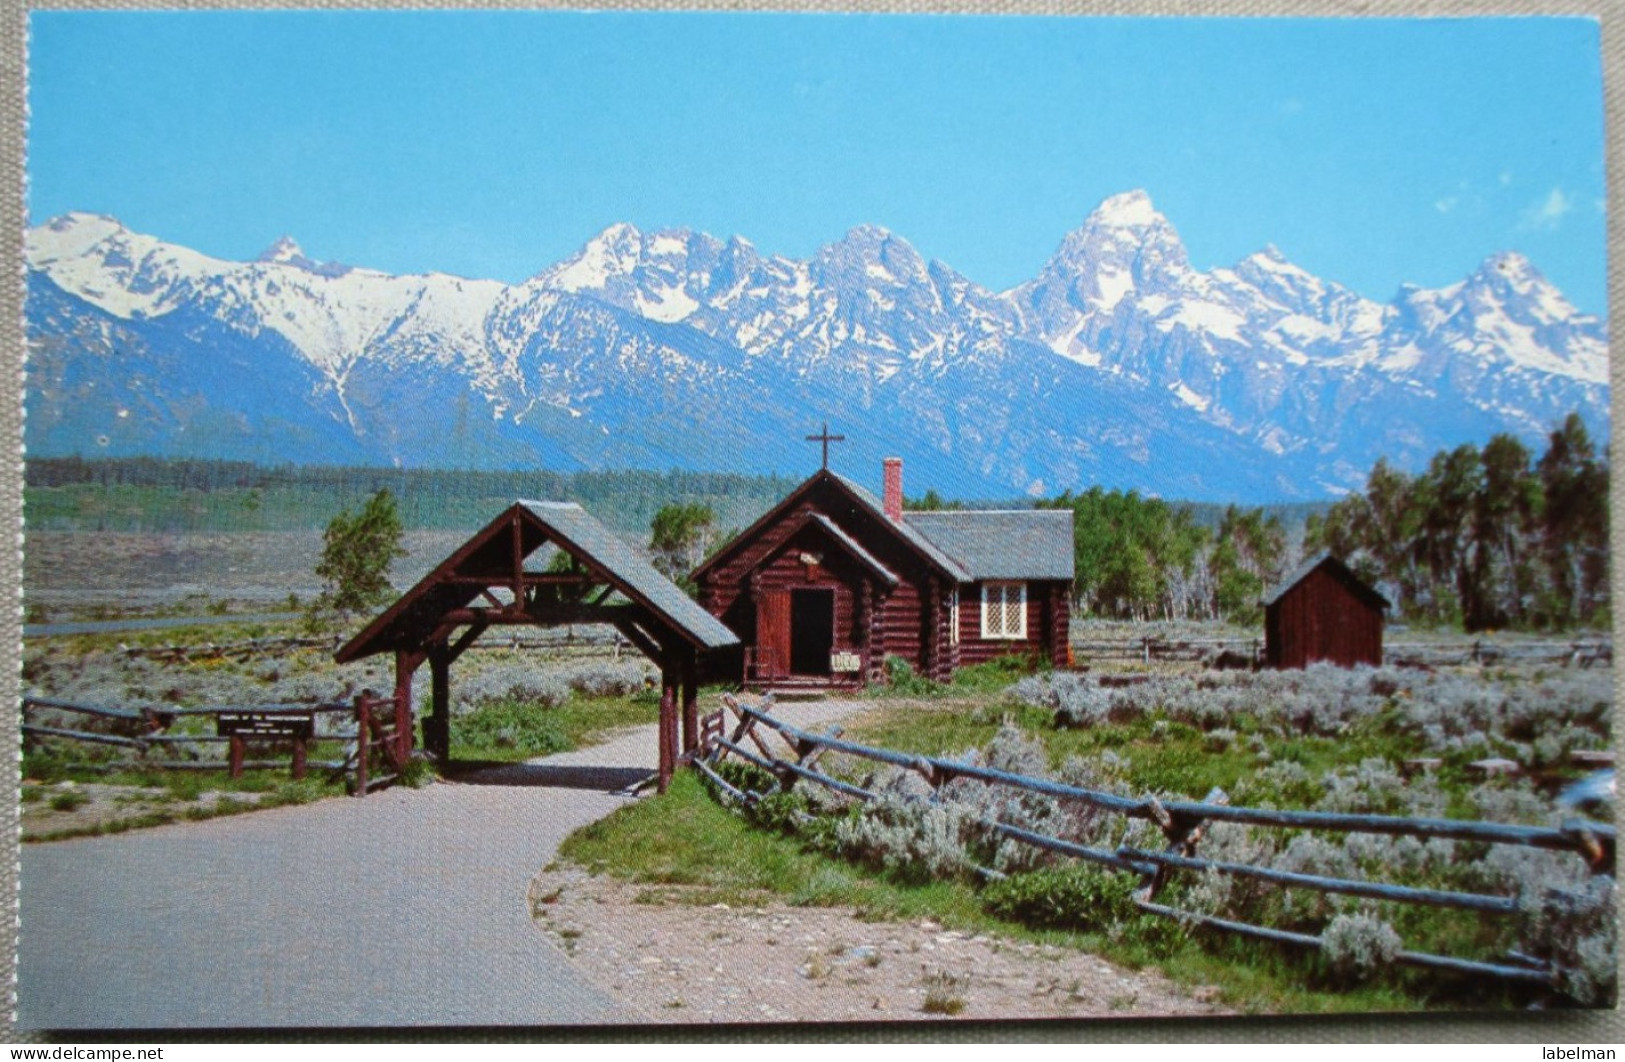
[883,458,903,523]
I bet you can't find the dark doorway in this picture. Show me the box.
[789,588,835,675]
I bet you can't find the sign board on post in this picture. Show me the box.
[216,710,317,779]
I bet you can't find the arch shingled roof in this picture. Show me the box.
[336,500,738,664]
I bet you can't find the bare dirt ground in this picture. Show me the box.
[528,865,1230,1024]
[19,780,281,840]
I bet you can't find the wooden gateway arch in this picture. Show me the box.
[334,501,741,789]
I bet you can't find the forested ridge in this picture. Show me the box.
[26,413,1610,632]
[24,458,799,538]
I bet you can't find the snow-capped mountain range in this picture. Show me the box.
[24,190,1609,500]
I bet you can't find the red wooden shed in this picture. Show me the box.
[1262,552,1389,669]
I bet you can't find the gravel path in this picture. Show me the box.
[15,698,861,1030]
[530,869,1231,1024]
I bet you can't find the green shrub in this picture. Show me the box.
[708,758,775,796]
[980,862,1138,931]
[744,790,810,836]
[454,698,569,757]
[883,656,943,697]
[49,789,89,812]
[398,756,436,789]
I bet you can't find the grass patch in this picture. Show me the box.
[920,969,969,1014]
[874,654,1049,700]
[560,772,987,923]
[48,789,88,812]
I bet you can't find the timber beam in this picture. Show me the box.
[439,603,638,627]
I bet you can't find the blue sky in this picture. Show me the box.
[27,12,1609,313]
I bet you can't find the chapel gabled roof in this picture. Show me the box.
[690,468,970,584]
[826,472,972,582]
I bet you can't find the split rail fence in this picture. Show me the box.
[22,692,411,797]
[695,693,1615,989]
[1071,636,1611,669]
[109,627,634,665]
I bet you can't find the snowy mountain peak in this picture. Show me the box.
[1472,251,1547,297]
[819,225,929,288]
[253,234,351,278]
[1093,189,1161,228]
[840,222,896,244]
[257,235,306,264]
[539,222,649,292]
[1251,244,1290,267]
[1455,250,1592,330]
[27,212,131,264]
[1050,190,1190,279]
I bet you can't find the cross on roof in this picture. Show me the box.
[805,422,846,470]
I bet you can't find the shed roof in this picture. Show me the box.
[1262,551,1390,610]
[336,500,738,664]
[903,509,1075,582]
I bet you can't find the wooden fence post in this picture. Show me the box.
[658,679,676,793]
[681,665,699,757]
[354,694,370,798]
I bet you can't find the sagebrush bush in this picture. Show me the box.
[452,664,570,714]
[1011,665,1612,764]
[1519,874,1619,1006]
[684,659,1615,1004]
[832,794,971,883]
[1320,911,1403,982]
[560,660,655,698]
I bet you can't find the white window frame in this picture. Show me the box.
[980,581,1027,640]
[949,588,961,646]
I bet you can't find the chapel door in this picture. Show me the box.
[789,588,835,676]
[757,589,792,680]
